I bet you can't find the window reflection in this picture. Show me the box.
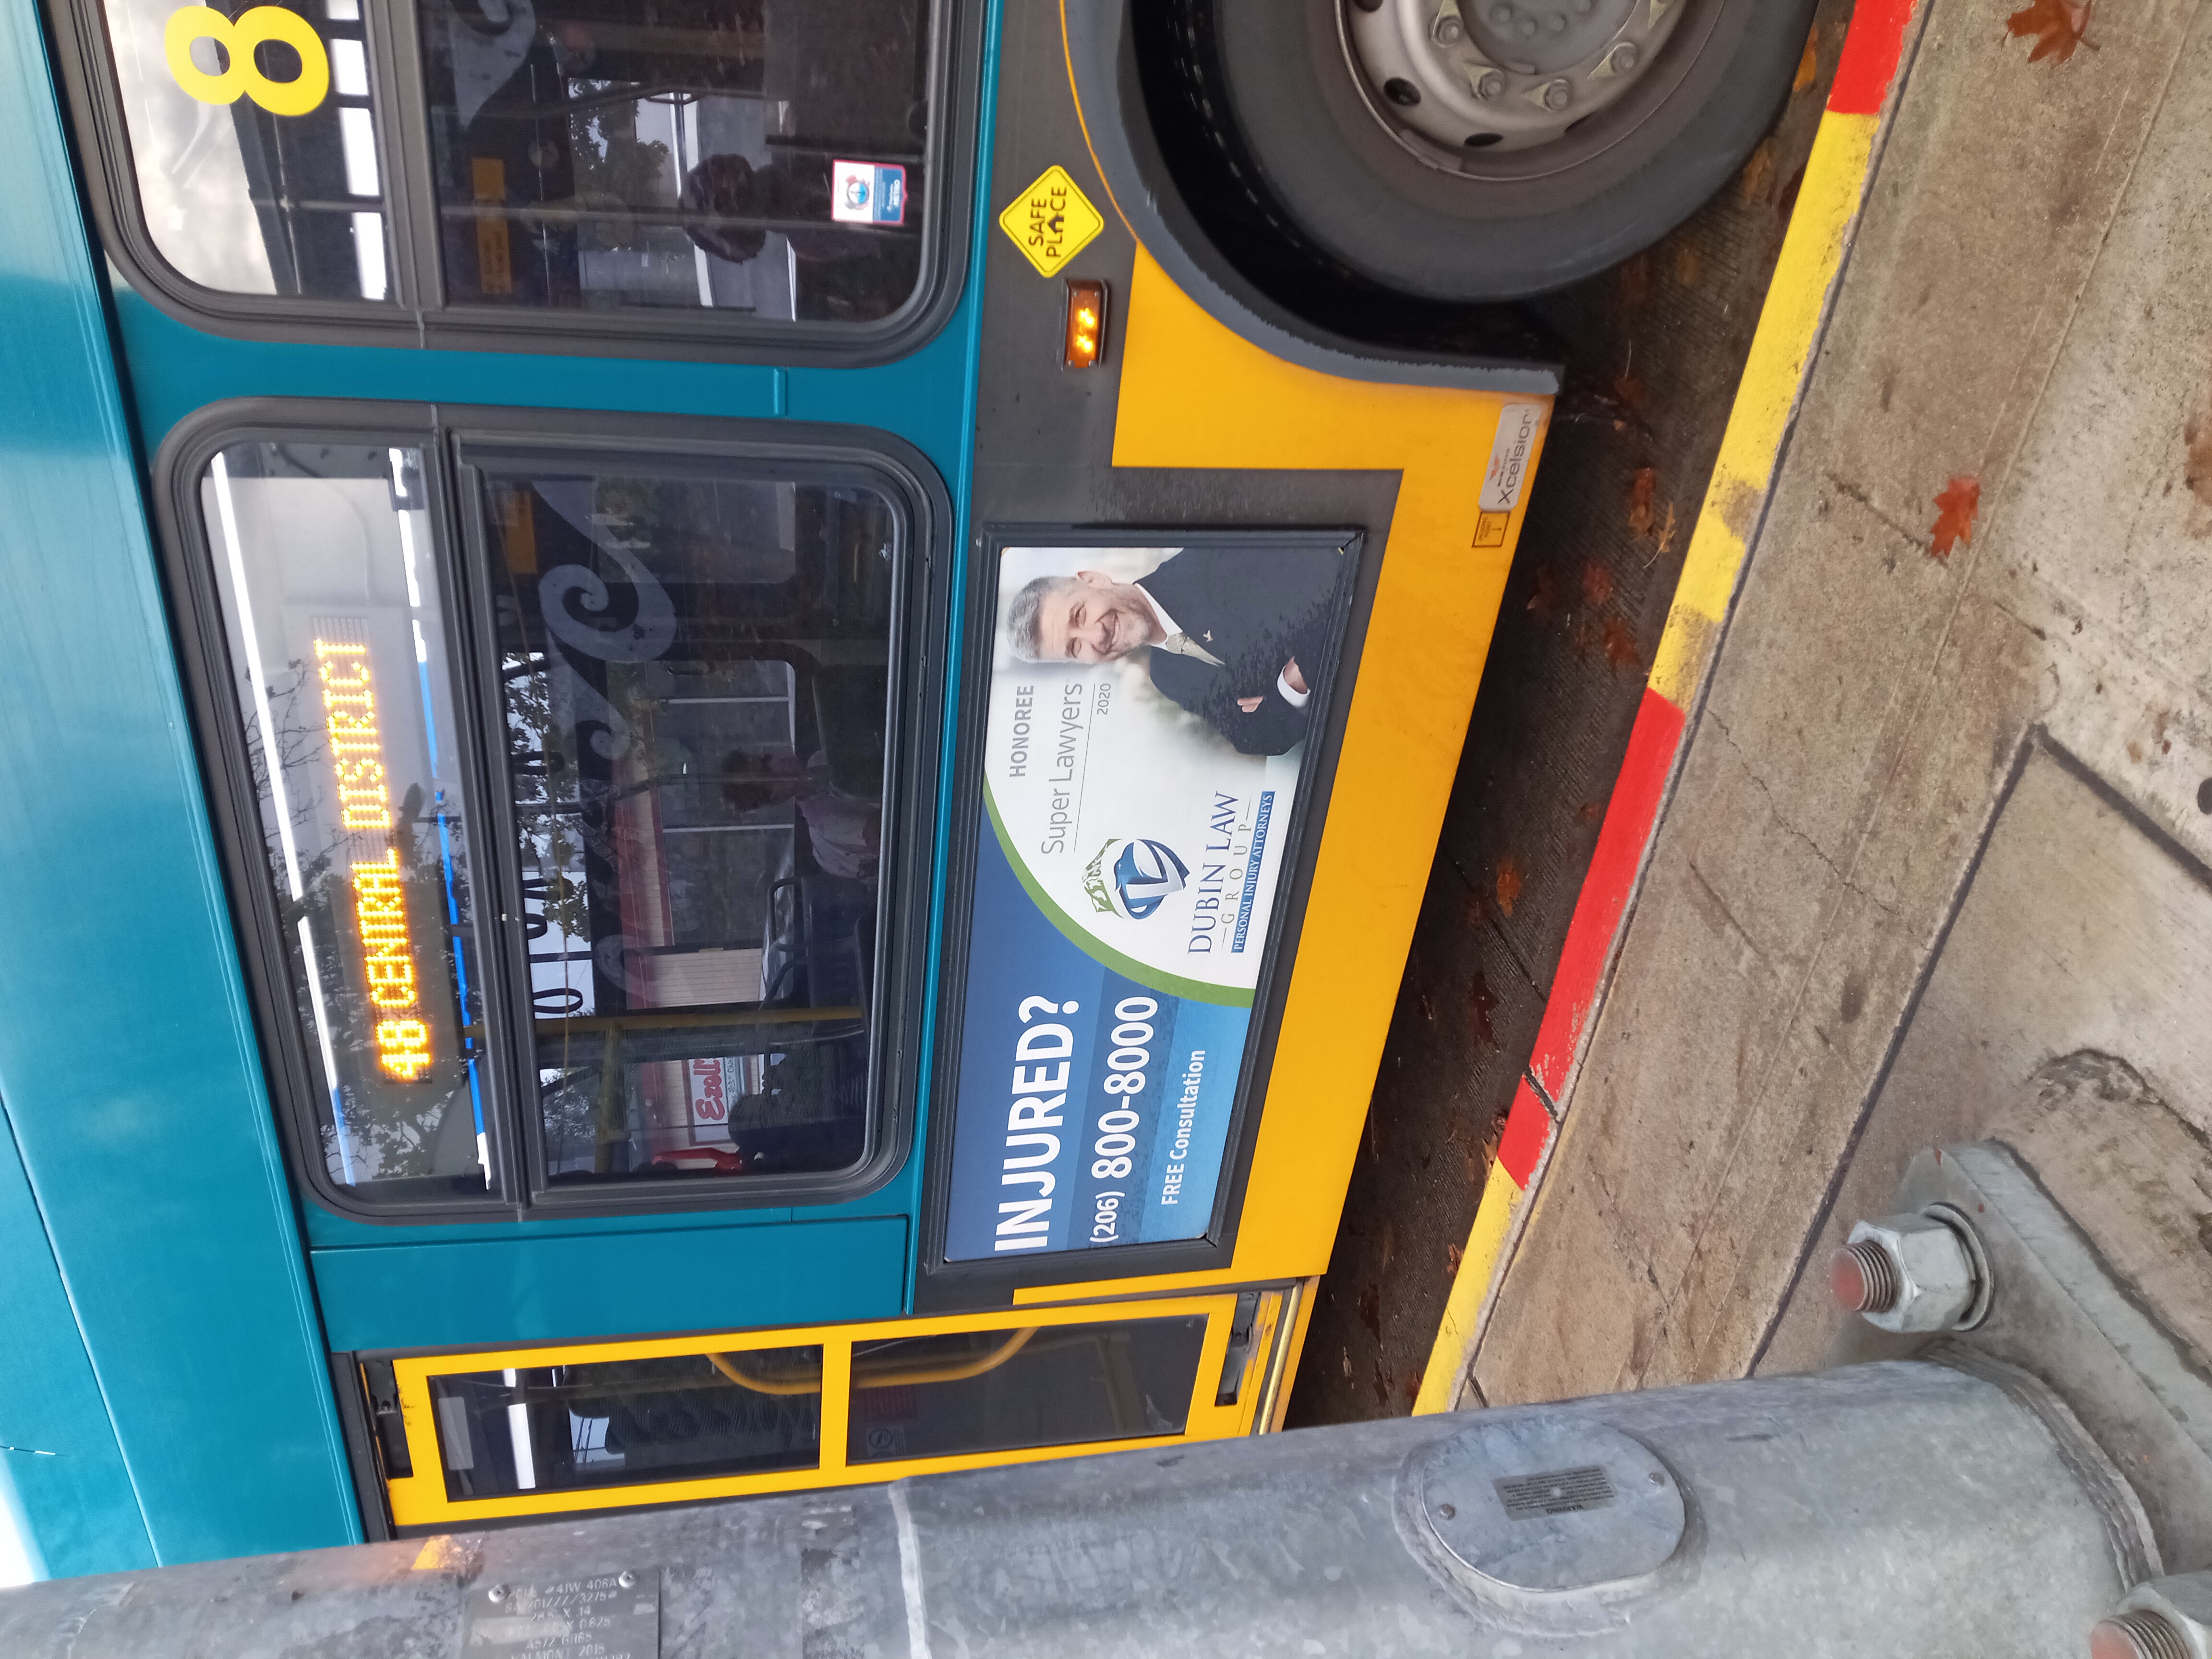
[421,0,931,320]
[201,442,485,1201]
[848,1317,1209,1464]
[429,1346,822,1500]
[476,456,897,1185]
[102,0,394,298]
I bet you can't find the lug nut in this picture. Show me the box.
[1473,69,1505,98]
[1434,12,1465,44]
[1828,1212,1984,1334]
[2091,1611,2191,1659]
[1609,41,1640,73]
[1541,77,1570,109]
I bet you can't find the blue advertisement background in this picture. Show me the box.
[943,829,1250,1261]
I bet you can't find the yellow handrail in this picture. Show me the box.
[709,1327,1042,1396]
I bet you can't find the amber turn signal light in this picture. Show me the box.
[1062,278,1108,368]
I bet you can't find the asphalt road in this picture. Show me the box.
[1287,0,1861,1427]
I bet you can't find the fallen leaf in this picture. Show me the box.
[1655,500,1681,557]
[1627,466,1658,537]
[1740,137,1777,204]
[1526,565,1562,619]
[1494,856,1523,917]
[1601,616,1642,673]
[1611,368,1647,417]
[1357,1283,1382,1342]
[1467,972,1500,1049]
[1930,475,1981,560]
[1576,800,1604,823]
[1400,1370,1422,1408]
[1446,1242,1465,1276]
[1581,560,1616,607]
[2184,418,2212,507]
[2007,0,2090,63]
[1793,29,1819,92]
[1618,254,1651,312]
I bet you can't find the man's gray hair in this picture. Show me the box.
[1005,574,1080,662]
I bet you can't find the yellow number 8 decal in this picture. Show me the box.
[162,5,329,117]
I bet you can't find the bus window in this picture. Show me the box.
[470,451,897,1188]
[421,0,930,322]
[202,439,487,1202]
[427,1345,822,1500]
[99,0,395,300]
[187,414,918,1213]
[847,1315,1208,1464]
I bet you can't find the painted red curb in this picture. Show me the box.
[1827,0,1917,115]
[1496,1078,1552,1189]
[1524,685,1687,1102]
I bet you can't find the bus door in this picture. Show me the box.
[368,1286,1297,1527]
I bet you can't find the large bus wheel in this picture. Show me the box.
[1184,0,1820,302]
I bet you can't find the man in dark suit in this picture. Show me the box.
[1005,545,1344,756]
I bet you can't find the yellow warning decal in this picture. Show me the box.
[998,165,1105,277]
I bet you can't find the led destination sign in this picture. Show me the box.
[314,636,432,1081]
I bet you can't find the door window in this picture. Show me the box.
[847,1315,1209,1464]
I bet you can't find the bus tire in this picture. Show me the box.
[1188,0,1821,302]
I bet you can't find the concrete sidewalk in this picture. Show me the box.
[1468,0,2212,1406]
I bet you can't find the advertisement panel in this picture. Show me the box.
[941,535,1359,1263]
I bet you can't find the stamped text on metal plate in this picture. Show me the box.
[463,1568,660,1658]
[1494,1465,1618,1520]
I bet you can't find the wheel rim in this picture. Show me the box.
[1339,0,1702,177]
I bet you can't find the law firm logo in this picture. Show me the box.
[1083,837,1191,922]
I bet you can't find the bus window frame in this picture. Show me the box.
[912,526,1380,1309]
[42,0,983,366]
[151,397,953,1225]
[375,1291,1260,1527]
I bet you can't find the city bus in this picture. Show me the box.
[0,0,1813,1575]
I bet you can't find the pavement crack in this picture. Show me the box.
[1825,473,1926,552]
[1699,711,1897,916]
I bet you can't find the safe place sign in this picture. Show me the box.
[942,538,1355,1262]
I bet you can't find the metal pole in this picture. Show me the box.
[0,1353,2153,1658]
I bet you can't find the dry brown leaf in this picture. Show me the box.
[1494,856,1523,918]
[1740,138,1777,204]
[1446,1241,1465,1276]
[1581,560,1616,608]
[2007,0,2090,63]
[1627,466,1658,537]
[1467,972,1500,1049]
[1930,475,1981,560]
[1601,615,1642,673]
[1526,565,1562,620]
[1618,254,1652,312]
[1793,30,1819,92]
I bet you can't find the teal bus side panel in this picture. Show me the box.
[312,1216,909,1353]
[0,1113,152,1579]
[0,0,361,1567]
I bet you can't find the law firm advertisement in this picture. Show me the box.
[942,534,1360,1264]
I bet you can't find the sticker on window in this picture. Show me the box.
[832,162,909,226]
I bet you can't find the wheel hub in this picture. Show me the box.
[1344,0,1688,157]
